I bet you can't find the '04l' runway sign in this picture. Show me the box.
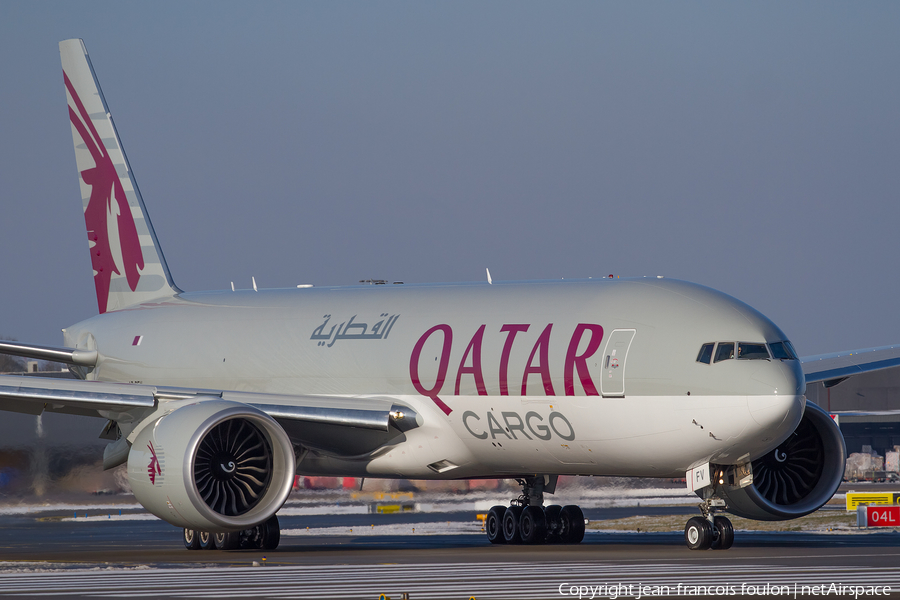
[863,505,900,527]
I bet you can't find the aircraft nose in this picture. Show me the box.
[751,359,805,397]
[747,360,805,440]
[748,391,804,431]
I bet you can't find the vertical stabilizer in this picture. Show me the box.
[59,39,180,314]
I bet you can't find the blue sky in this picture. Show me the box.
[1,1,899,357]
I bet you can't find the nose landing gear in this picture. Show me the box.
[684,499,733,550]
[485,476,586,545]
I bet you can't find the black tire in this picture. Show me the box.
[684,516,712,550]
[261,515,280,550]
[543,505,562,543]
[215,531,241,550]
[711,516,734,550]
[199,531,216,550]
[183,528,201,550]
[485,505,507,544]
[560,505,585,544]
[519,505,547,544]
[502,506,523,544]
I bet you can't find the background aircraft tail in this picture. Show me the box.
[59,39,179,314]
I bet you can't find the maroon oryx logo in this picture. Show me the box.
[147,440,161,484]
[64,71,144,314]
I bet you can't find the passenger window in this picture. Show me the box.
[696,343,714,364]
[769,341,798,360]
[714,342,734,363]
[738,343,769,360]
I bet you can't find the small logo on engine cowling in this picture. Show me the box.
[147,441,162,485]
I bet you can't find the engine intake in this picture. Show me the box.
[716,401,846,521]
[194,418,272,516]
[128,398,295,532]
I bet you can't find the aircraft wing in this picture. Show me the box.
[801,344,900,387]
[0,374,417,455]
[0,374,155,416]
[0,340,98,366]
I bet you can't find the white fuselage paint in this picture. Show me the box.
[62,277,805,480]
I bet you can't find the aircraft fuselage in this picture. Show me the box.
[62,277,805,480]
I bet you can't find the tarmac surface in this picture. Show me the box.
[0,501,899,598]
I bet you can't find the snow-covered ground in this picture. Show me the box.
[0,487,851,534]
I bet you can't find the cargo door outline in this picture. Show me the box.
[601,329,635,397]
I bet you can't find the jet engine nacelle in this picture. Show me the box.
[127,398,295,532]
[717,401,846,521]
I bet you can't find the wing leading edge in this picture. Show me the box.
[801,344,900,387]
[0,374,417,455]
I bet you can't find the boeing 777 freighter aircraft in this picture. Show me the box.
[1,39,899,552]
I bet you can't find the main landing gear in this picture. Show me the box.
[684,499,733,551]
[183,515,281,550]
[485,476,586,545]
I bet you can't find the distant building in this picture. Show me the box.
[807,366,900,457]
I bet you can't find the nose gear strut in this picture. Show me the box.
[685,487,734,551]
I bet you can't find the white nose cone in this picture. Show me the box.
[748,394,805,446]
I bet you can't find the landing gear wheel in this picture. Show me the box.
[519,505,547,544]
[485,505,507,544]
[543,505,562,543]
[684,516,713,550]
[711,516,734,550]
[215,531,241,550]
[199,531,216,550]
[183,529,201,550]
[559,505,585,544]
[502,506,523,544]
[261,514,280,550]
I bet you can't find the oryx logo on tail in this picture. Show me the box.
[60,39,180,314]
[64,71,144,314]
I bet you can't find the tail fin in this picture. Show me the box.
[59,39,180,314]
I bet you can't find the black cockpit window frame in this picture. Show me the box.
[714,342,735,363]
[737,342,770,360]
[703,341,787,364]
[697,343,714,364]
[769,341,798,360]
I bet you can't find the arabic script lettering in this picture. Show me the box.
[311,313,400,347]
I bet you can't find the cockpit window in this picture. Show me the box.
[697,343,714,364]
[769,341,798,360]
[738,343,770,360]
[785,340,798,358]
[714,342,735,363]
[702,341,779,363]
